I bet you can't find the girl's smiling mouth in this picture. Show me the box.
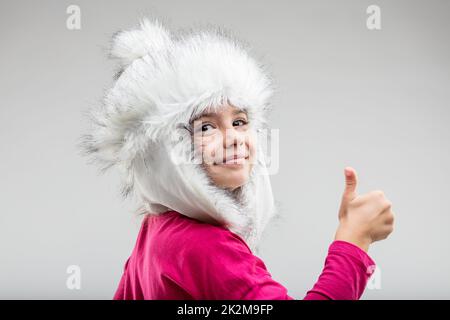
[214,155,249,166]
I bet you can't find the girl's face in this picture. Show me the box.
[192,104,256,191]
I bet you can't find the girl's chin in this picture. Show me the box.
[208,169,250,190]
[220,179,248,191]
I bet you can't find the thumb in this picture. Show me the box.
[343,166,358,201]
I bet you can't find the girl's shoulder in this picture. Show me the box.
[147,210,251,254]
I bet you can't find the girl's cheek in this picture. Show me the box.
[246,132,257,163]
[200,137,220,165]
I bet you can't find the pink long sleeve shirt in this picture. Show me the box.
[113,210,376,300]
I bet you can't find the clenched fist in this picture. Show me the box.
[334,167,395,252]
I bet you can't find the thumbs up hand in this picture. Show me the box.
[334,167,395,252]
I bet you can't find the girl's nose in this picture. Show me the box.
[222,128,244,149]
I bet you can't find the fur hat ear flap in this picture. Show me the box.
[77,100,151,198]
[110,17,173,68]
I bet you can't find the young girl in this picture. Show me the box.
[79,17,394,300]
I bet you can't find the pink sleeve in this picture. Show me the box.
[303,240,377,300]
[170,229,375,300]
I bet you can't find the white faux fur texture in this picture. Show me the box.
[78,17,278,252]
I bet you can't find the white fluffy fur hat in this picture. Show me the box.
[79,17,278,252]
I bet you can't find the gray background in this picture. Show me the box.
[1,0,449,299]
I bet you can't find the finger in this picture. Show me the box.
[383,210,395,225]
[343,166,358,201]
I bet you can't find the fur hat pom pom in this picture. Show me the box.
[110,17,173,68]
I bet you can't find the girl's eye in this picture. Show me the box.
[233,119,248,127]
[201,123,214,132]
